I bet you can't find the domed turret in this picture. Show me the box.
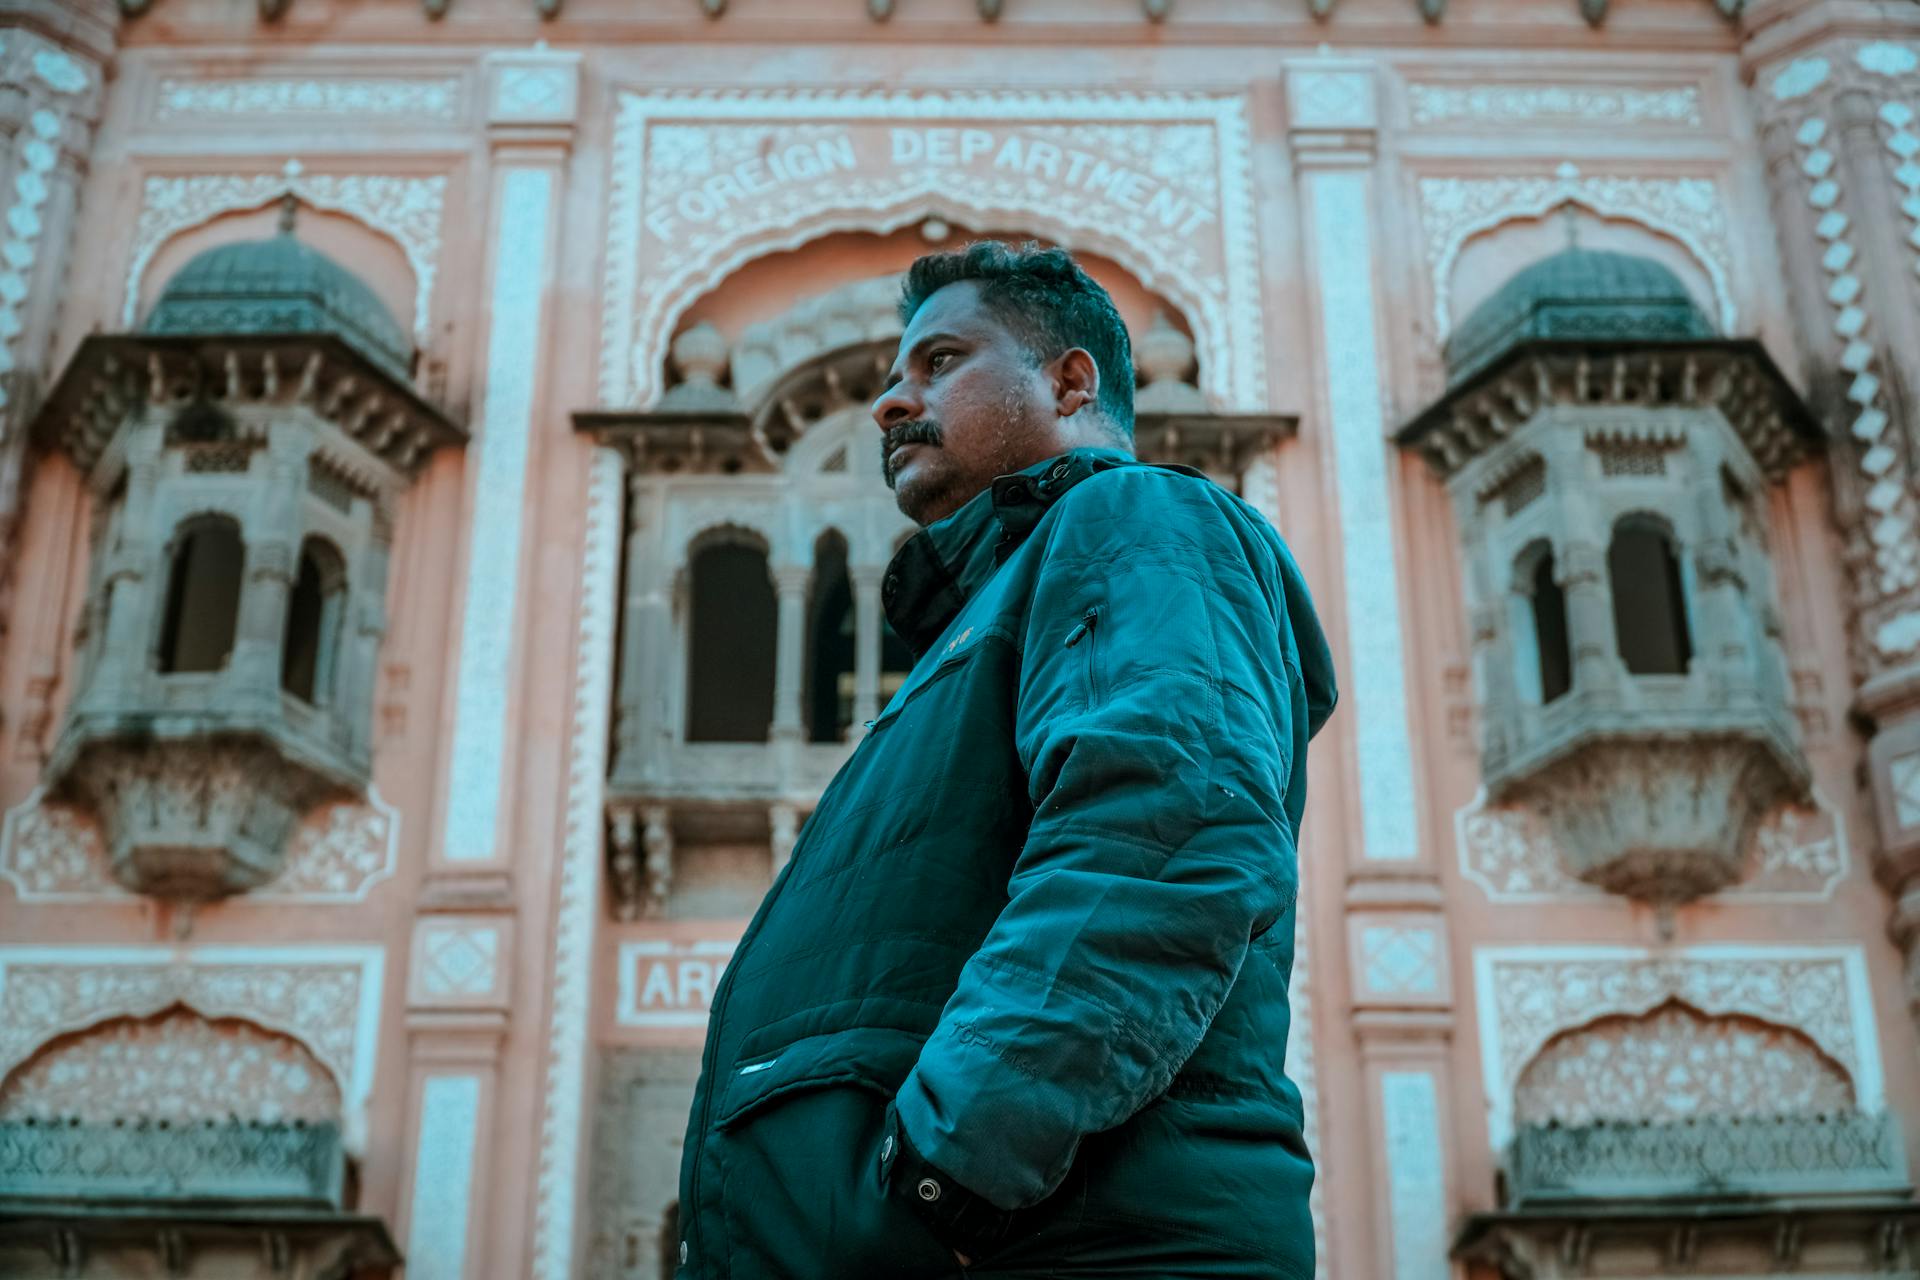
[1444,248,1715,384]
[143,202,413,381]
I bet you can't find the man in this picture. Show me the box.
[674,241,1336,1279]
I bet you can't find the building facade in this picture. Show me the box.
[3,0,1920,1276]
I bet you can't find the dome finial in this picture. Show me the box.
[277,192,299,236]
[1560,202,1580,251]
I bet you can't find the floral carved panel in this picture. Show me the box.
[1406,83,1703,129]
[153,77,463,122]
[0,946,384,1123]
[0,786,398,903]
[1514,1002,1855,1127]
[1474,945,1882,1150]
[0,1007,341,1124]
[1457,787,1848,903]
[602,92,1263,412]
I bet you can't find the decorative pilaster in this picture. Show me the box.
[0,17,109,648]
[434,45,580,886]
[1289,59,1450,1280]
[1751,27,1920,1029]
[405,43,580,1280]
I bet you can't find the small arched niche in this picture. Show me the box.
[137,201,416,350]
[0,1006,341,1125]
[1514,1000,1854,1128]
[1448,206,1719,351]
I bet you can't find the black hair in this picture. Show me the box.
[899,240,1135,441]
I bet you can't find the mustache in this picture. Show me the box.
[880,421,943,484]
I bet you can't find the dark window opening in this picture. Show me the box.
[156,518,244,674]
[282,538,345,704]
[1529,552,1572,704]
[686,539,777,742]
[1609,521,1692,675]
[805,531,855,743]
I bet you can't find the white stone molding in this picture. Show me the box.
[1380,1071,1449,1280]
[0,785,400,903]
[530,446,623,1280]
[1786,113,1920,617]
[1473,944,1884,1150]
[600,91,1264,412]
[1455,786,1849,904]
[123,168,447,340]
[0,945,384,1129]
[1418,165,1738,340]
[154,77,463,122]
[1304,165,1420,863]
[0,33,92,424]
[1407,83,1702,128]
[440,165,553,864]
[406,1073,482,1280]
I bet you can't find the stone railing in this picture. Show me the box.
[0,1119,346,1207]
[1508,1112,1912,1207]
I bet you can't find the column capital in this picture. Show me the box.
[483,45,583,149]
[1284,63,1378,165]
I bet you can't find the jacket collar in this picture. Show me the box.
[882,446,1135,659]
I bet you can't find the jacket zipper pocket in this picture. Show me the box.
[1065,606,1100,703]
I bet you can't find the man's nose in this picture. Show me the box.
[872,380,921,431]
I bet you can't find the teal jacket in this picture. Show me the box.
[675,447,1337,1279]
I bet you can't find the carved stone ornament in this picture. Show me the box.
[1495,734,1806,904]
[1406,83,1702,129]
[153,77,462,121]
[125,169,447,340]
[531,448,624,1280]
[0,946,385,1126]
[1418,166,1737,341]
[0,786,398,903]
[0,1007,342,1124]
[1458,788,1847,903]
[1768,69,1920,640]
[1474,945,1881,1152]
[52,739,344,899]
[600,91,1263,412]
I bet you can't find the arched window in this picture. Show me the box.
[805,531,854,743]
[156,516,244,674]
[283,537,347,704]
[1522,544,1572,705]
[1609,517,1692,675]
[686,535,777,742]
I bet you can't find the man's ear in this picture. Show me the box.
[1050,348,1100,419]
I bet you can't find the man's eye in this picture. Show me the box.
[929,350,956,373]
